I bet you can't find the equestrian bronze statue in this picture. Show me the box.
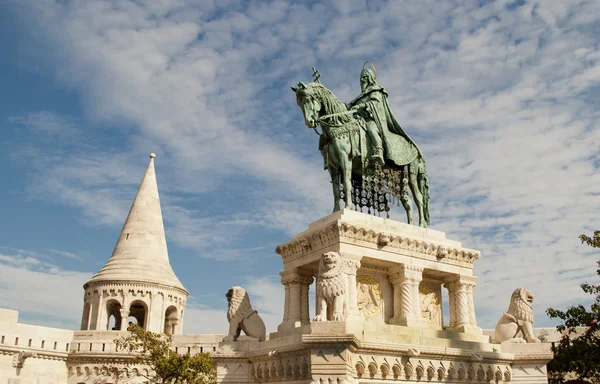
[292,63,430,227]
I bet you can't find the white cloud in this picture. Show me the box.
[8,111,76,136]
[3,0,600,330]
[0,248,93,329]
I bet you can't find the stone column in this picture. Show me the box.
[466,281,477,328]
[300,282,311,325]
[178,307,185,335]
[278,270,313,330]
[171,319,180,335]
[344,259,362,320]
[119,308,130,331]
[282,284,290,323]
[444,275,481,334]
[389,265,424,327]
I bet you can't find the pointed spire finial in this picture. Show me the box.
[86,153,186,293]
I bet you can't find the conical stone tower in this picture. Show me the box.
[80,153,188,334]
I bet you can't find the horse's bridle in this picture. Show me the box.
[318,110,355,122]
[313,110,357,134]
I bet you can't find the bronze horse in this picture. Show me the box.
[292,81,430,227]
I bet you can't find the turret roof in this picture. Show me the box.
[86,153,187,294]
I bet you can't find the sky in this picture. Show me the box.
[0,0,599,335]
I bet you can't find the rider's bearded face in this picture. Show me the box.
[360,73,369,91]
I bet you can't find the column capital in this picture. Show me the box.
[119,308,130,316]
[343,259,361,275]
[280,270,314,286]
[443,275,477,290]
[389,264,423,284]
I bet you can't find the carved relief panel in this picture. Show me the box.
[419,283,442,327]
[356,276,383,317]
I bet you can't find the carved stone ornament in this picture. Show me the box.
[419,286,441,325]
[314,252,347,321]
[494,288,541,344]
[356,276,382,317]
[224,286,266,342]
[275,222,479,266]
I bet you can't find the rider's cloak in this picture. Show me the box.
[348,85,423,167]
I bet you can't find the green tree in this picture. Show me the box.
[546,231,600,384]
[115,324,216,384]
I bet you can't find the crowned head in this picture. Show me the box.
[360,65,376,91]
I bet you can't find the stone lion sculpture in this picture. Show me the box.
[314,251,347,321]
[223,286,266,342]
[494,288,540,344]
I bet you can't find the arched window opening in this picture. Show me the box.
[164,306,178,335]
[129,300,147,330]
[105,300,122,331]
[127,316,138,329]
[81,302,91,330]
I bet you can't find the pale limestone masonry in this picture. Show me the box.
[0,309,72,384]
[0,154,213,384]
[0,154,557,383]
[82,153,188,335]
[0,308,223,384]
[215,210,554,384]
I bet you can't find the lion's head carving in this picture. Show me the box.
[226,286,254,321]
[317,252,346,299]
[507,288,534,323]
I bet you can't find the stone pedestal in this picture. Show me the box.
[275,209,481,335]
[214,210,552,384]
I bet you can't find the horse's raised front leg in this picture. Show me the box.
[408,160,426,227]
[341,157,353,210]
[328,167,341,212]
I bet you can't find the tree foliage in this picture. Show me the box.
[115,325,216,384]
[546,231,600,384]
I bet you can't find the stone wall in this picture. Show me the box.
[0,308,224,384]
[0,309,73,384]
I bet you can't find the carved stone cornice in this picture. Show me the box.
[360,264,389,274]
[301,334,360,349]
[246,346,311,361]
[67,354,137,365]
[85,281,188,298]
[0,346,68,362]
[275,221,480,266]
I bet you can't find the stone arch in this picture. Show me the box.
[368,362,377,378]
[404,362,413,379]
[81,302,91,330]
[105,299,122,331]
[437,366,445,381]
[392,364,402,379]
[426,366,435,380]
[355,362,365,378]
[128,300,148,329]
[164,305,178,334]
[415,365,424,380]
[380,363,389,379]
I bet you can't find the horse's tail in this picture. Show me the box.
[419,157,431,226]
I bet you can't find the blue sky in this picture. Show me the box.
[0,0,599,334]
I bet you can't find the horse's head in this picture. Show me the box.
[291,82,322,129]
